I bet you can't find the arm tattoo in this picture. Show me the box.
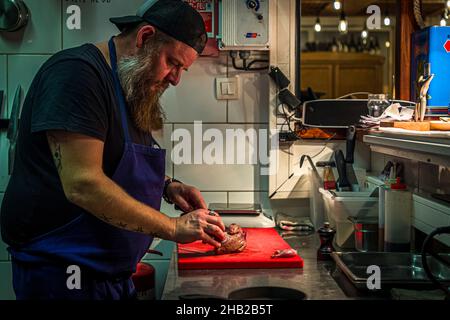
[48,134,63,173]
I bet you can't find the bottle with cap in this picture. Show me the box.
[323,166,337,190]
[384,178,412,252]
[317,222,336,261]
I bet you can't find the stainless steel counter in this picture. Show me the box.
[161,231,352,300]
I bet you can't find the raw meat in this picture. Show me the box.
[215,224,247,254]
[271,249,298,259]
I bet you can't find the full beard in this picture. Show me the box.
[117,45,167,133]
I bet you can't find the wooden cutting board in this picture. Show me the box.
[177,228,304,270]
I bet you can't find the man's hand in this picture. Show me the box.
[166,182,207,212]
[173,209,226,248]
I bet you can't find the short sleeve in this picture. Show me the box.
[31,59,109,141]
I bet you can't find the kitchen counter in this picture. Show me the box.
[161,230,354,300]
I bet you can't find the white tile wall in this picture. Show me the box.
[162,55,228,123]
[227,72,270,124]
[7,55,51,107]
[62,0,145,49]
[0,0,61,54]
[172,123,269,191]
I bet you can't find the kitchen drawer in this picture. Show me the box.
[140,260,171,301]
[0,262,15,300]
[413,194,450,247]
[143,239,175,261]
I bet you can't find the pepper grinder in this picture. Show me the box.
[317,222,336,261]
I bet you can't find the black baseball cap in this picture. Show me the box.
[110,0,207,54]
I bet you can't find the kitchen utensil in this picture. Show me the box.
[0,0,30,32]
[208,203,275,228]
[7,85,21,175]
[421,226,450,299]
[208,203,261,216]
[300,154,321,182]
[418,73,435,122]
[334,150,351,191]
[0,90,4,117]
[348,216,378,252]
[331,252,450,291]
[345,126,359,191]
[177,228,303,270]
[317,222,336,261]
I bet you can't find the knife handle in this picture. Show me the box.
[335,150,350,190]
[346,126,356,164]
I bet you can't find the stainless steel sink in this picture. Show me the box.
[331,252,450,290]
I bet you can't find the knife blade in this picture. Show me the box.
[7,85,22,175]
[334,150,351,191]
[345,126,359,191]
[0,90,4,117]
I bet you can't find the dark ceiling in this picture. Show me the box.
[301,0,446,17]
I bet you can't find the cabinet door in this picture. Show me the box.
[0,262,15,300]
[140,260,171,300]
[300,64,333,98]
[335,65,383,97]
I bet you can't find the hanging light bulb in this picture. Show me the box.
[447,0,450,10]
[440,16,447,26]
[361,29,368,39]
[338,10,348,33]
[333,0,342,11]
[385,40,391,48]
[314,17,322,32]
[383,9,391,26]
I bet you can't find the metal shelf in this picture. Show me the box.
[363,132,450,167]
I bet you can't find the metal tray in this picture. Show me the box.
[331,252,450,290]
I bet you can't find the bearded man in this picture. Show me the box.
[0,0,225,300]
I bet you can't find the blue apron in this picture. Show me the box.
[9,37,166,300]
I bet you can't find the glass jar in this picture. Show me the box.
[367,94,390,117]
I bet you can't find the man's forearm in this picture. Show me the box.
[66,173,176,240]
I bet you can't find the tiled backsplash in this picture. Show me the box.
[0,0,298,221]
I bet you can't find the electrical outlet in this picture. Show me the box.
[216,76,239,100]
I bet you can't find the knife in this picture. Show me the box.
[7,85,22,175]
[0,90,4,117]
[334,150,351,191]
[345,126,359,191]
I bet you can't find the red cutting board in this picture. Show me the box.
[177,228,304,270]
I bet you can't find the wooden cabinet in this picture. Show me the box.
[300,52,385,98]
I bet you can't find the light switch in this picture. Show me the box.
[216,76,239,100]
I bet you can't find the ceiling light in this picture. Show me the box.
[385,40,391,48]
[338,11,348,33]
[440,17,447,26]
[333,0,341,11]
[447,0,450,9]
[384,16,391,26]
[361,29,368,39]
[314,17,322,32]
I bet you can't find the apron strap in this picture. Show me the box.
[108,37,132,143]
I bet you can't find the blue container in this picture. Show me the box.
[411,26,450,116]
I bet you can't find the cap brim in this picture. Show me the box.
[109,16,144,31]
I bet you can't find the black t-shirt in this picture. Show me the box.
[0,44,157,247]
